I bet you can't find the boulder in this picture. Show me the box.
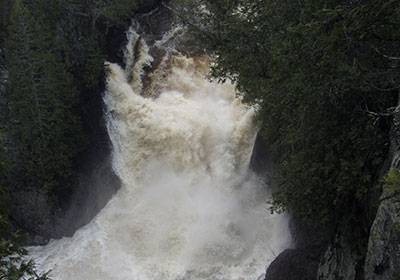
[265,248,320,280]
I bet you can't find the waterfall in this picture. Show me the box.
[29,24,291,280]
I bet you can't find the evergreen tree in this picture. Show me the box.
[0,0,12,40]
[91,0,137,27]
[0,216,51,280]
[178,0,400,241]
[0,138,50,280]
[6,0,83,193]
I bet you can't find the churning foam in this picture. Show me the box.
[29,27,291,280]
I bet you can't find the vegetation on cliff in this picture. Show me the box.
[382,168,400,203]
[0,217,50,280]
[178,0,400,244]
[0,4,148,279]
[0,0,399,277]
[0,0,141,277]
[6,0,83,193]
[0,141,49,279]
[0,0,139,213]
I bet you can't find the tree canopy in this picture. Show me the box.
[1,0,137,277]
[178,0,400,242]
[1,0,139,197]
[5,0,83,193]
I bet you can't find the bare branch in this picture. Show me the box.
[161,2,217,42]
[363,81,400,92]
[363,105,398,117]
[369,43,400,60]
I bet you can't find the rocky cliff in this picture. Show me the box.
[263,103,400,279]
[315,106,400,280]
[1,0,166,245]
[363,105,400,280]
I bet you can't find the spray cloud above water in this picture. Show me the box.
[29,23,291,280]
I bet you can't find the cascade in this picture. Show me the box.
[29,23,291,280]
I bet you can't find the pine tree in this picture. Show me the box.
[178,0,400,241]
[6,0,83,192]
[6,0,43,150]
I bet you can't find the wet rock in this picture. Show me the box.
[265,214,326,280]
[317,234,364,280]
[59,152,121,237]
[11,188,60,239]
[250,134,276,179]
[364,195,400,280]
[1,1,168,244]
[252,134,327,280]
[265,249,320,280]
[363,105,400,280]
[27,235,51,246]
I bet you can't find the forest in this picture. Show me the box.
[0,0,138,278]
[179,0,400,242]
[1,0,400,278]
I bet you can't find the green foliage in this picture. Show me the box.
[92,0,137,27]
[1,0,140,197]
[61,0,137,89]
[179,0,400,238]
[2,0,139,188]
[382,168,400,203]
[6,0,83,193]
[0,139,49,279]
[0,0,12,40]
[62,0,137,30]
[80,36,106,89]
[0,216,50,280]
[0,138,11,216]
[0,0,139,277]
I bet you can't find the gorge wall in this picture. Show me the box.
[2,1,399,279]
[0,0,165,244]
[263,106,400,280]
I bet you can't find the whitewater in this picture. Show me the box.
[29,25,291,280]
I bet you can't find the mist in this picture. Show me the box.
[29,26,291,280]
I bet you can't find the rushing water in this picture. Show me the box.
[29,25,291,280]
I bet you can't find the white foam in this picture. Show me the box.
[29,27,291,280]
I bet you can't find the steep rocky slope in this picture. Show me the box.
[0,0,166,245]
[263,106,400,279]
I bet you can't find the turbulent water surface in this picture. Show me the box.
[30,25,291,280]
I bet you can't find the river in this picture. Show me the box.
[29,24,291,280]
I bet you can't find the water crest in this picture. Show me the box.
[29,24,291,280]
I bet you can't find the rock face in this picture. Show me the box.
[317,235,364,280]
[250,135,327,280]
[363,107,400,280]
[364,195,400,280]
[250,134,276,178]
[261,103,400,279]
[264,214,326,280]
[1,1,166,245]
[266,249,320,280]
[317,106,400,280]
[1,45,57,244]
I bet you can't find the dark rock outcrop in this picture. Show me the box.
[364,195,400,280]
[2,0,167,245]
[317,234,365,280]
[261,100,400,280]
[250,135,327,280]
[363,105,400,280]
[250,134,276,179]
[316,104,400,279]
[279,111,400,280]
[265,249,320,280]
[264,214,327,280]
